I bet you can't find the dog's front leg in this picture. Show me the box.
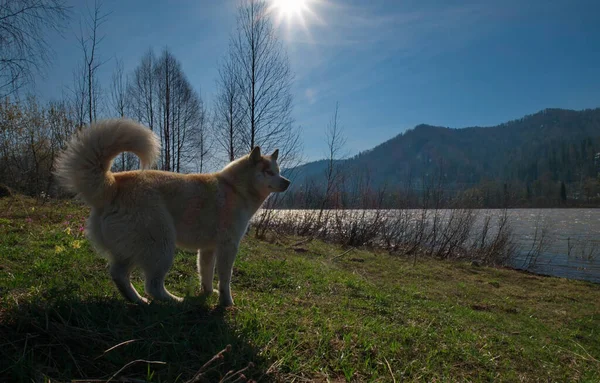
[216,243,238,307]
[198,249,216,295]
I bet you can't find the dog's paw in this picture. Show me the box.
[138,297,150,305]
[218,297,234,307]
[201,287,216,296]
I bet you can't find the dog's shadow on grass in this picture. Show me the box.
[1,294,271,382]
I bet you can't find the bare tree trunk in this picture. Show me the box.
[215,49,242,163]
[249,0,256,150]
[127,49,156,149]
[164,52,171,171]
[110,57,131,170]
[78,0,109,126]
[318,102,346,224]
[69,61,87,131]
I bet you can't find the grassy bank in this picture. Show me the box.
[1,197,599,382]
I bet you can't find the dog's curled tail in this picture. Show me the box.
[54,119,160,207]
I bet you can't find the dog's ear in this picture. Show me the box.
[271,149,279,161]
[249,146,261,164]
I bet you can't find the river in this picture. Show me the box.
[263,208,600,284]
[506,209,600,283]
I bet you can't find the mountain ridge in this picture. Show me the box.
[286,107,600,203]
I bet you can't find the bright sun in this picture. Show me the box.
[268,0,317,29]
[271,0,309,16]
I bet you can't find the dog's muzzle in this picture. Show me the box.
[280,177,291,191]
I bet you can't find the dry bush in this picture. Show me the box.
[521,213,554,269]
[252,185,526,267]
[469,209,518,265]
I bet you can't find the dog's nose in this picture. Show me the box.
[282,178,291,190]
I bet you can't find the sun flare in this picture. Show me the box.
[268,0,317,29]
[271,0,308,16]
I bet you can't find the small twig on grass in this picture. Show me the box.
[185,344,255,383]
[265,358,283,375]
[186,345,231,383]
[95,339,140,360]
[383,356,396,383]
[573,341,600,364]
[332,248,354,260]
[106,360,167,383]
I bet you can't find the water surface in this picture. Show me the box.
[264,208,600,283]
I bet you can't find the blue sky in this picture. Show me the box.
[31,0,600,163]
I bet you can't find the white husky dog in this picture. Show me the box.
[54,119,290,306]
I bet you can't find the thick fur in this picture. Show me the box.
[54,119,161,207]
[54,118,290,306]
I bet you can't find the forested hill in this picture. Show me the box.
[287,107,600,207]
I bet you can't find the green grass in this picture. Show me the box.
[1,196,599,382]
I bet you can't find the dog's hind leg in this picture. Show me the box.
[142,242,183,303]
[198,249,216,295]
[109,261,147,304]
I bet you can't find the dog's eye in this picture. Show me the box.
[265,170,275,176]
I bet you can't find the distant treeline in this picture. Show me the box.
[276,162,600,210]
[283,107,600,209]
[275,177,600,209]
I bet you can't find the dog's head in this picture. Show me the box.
[248,146,291,194]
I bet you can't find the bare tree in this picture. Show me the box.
[155,48,176,170]
[0,0,70,97]
[194,98,212,172]
[68,60,87,130]
[324,103,346,197]
[318,102,346,218]
[46,99,76,192]
[110,58,127,118]
[127,49,156,132]
[172,71,206,173]
[152,48,206,172]
[77,0,109,125]
[110,57,136,171]
[230,0,298,161]
[126,48,206,173]
[214,50,243,163]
